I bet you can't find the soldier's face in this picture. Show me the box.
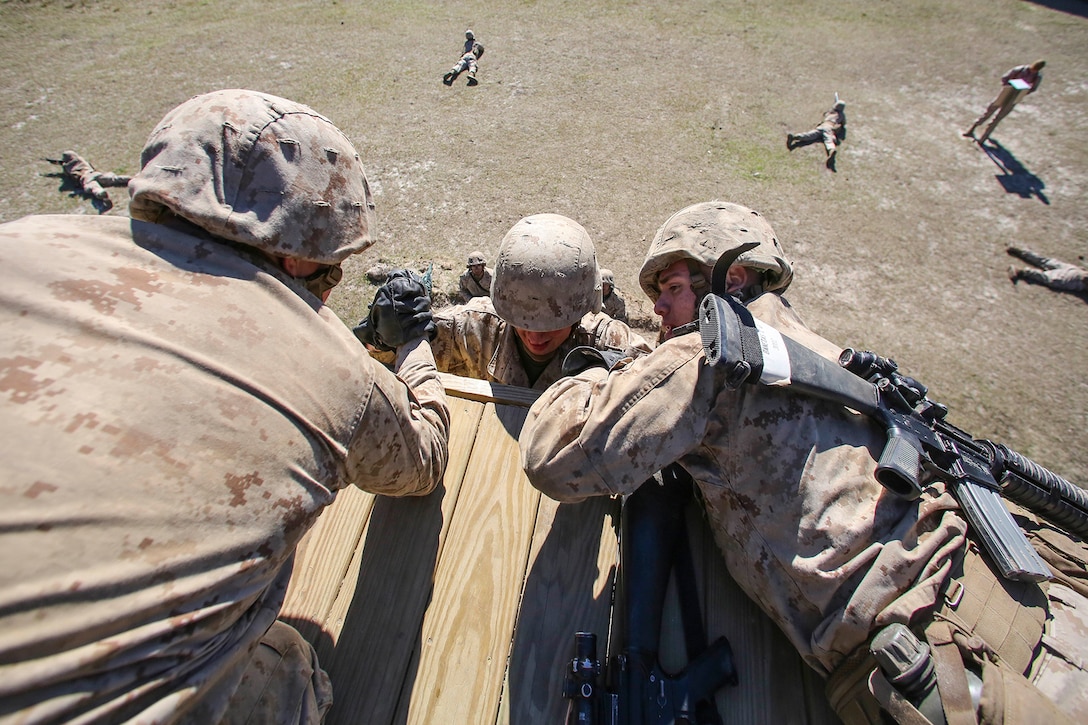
[470,263,485,279]
[654,261,698,340]
[514,326,573,362]
[281,257,342,303]
[602,283,613,297]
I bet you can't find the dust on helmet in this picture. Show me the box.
[491,214,602,331]
[638,201,793,302]
[129,89,376,265]
[467,251,486,267]
[600,268,616,287]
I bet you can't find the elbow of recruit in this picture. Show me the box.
[519,436,588,504]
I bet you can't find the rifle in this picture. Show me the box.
[562,466,739,725]
[698,243,1088,583]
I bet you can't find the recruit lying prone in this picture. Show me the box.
[561,466,738,725]
[698,243,1088,583]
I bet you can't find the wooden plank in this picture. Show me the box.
[689,504,838,723]
[502,495,621,723]
[405,402,538,724]
[439,371,541,408]
[280,484,376,650]
[319,396,485,725]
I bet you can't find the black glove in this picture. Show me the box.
[353,269,436,352]
[561,346,630,377]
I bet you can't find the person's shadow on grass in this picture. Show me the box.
[978,139,1049,205]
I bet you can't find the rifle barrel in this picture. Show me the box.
[992,444,1088,540]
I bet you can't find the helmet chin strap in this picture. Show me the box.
[710,241,760,296]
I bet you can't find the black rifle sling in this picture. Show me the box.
[622,468,736,724]
[662,464,727,725]
[661,467,710,657]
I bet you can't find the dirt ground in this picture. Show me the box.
[1,0,1085,483]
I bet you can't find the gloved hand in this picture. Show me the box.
[561,346,631,377]
[353,269,436,352]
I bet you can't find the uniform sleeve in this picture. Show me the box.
[429,306,473,377]
[519,339,708,502]
[592,313,652,357]
[346,337,450,497]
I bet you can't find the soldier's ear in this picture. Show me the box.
[281,257,306,277]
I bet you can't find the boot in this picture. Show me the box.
[466,72,478,86]
[786,133,794,150]
[442,71,456,86]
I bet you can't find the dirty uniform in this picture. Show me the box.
[968,65,1043,143]
[51,150,130,211]
[1011,248,1087,293]
[431,296,651,390]
[451,49,479,76]
[0,215,449,723]
[445,42,483,84]
[790,105,845,156]
[602,288,628,323]
[458,266,494,303]
[520,292,1088,723]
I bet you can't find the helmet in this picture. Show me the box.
[467,251,486,267]
[600,268,616,287]
[465,29,475,39]
[491,214,602,331]
[129,89,376,265]
[639,201,793,301]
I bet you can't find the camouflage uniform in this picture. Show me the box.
[0,90,449,724]
[1008,246,1087,293]
[458,264,493,303]
[601,290,627,323]
[521,201,1088,724]
[443,30,483,86]
[599,268,628,323]
[522,294,967,675]
[788,100,846,163]
[431,295,650,390]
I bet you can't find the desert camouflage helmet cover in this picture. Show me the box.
[600,268,616,287]
[491,214,602,331]
[639,201,793,300]
[467,251,486,266]
[129,89,376,265]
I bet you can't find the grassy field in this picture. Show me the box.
[1,0,1086,482]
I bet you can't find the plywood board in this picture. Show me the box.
[405,403,538,724]
[503,495,621,722]
[319,396,485,724]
